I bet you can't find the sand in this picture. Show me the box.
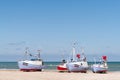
[0,70,119,80]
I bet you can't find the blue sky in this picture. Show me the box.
[0,0,120,61]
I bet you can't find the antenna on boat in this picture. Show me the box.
[25,47,29,60]
[93,57,96,64]
[61,50,66,61]
[81,47,84,55]
[81,47,86,61]
[37,49,41,60]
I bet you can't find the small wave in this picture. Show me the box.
[45,64,58,67]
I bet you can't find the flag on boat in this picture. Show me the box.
[102,56,107,61]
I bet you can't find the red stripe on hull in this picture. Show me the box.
[57,66,67,71]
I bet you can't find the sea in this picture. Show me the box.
[0,62,120,71]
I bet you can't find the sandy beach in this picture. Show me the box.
[0,70,119,80]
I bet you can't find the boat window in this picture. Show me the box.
[81,63,83,65]
[62,59,66,63]
[31,59,42,61]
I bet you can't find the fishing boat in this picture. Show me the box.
[18,48,44,72]
[91,56,108,73]
[66,45,89,73]
[57,59,68,72]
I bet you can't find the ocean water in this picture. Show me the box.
[0,62,119,71]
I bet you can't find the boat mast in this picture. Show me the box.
[71,43,76,61]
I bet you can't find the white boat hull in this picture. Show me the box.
[91,64,108,73]
[67,61,89,72]
[18,60,43,71]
